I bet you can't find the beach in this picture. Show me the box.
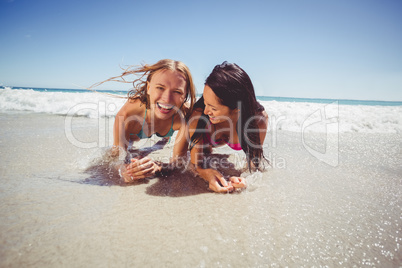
[0,88,401,267]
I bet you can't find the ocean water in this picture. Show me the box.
[4,86,402,106]
[0,86,401,267]
[1,86,402,134]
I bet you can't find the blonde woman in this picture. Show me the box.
[98,59,196,182]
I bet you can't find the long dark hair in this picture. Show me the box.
[190,61,266,171]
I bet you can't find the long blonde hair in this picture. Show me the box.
[90,59,196,115]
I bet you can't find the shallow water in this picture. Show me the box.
[0,113,401,267]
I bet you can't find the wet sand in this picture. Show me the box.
[0,112,401,267]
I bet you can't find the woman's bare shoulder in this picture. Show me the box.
[260,110,268,120]
[256,110,269,128]
[116,98,144,117]
[181,102,191,114]
[191,108,204,116]
[186,109,205,131]
[172,108,203,131]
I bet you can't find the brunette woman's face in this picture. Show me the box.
[203,85,237,124]
[147,69,187,119]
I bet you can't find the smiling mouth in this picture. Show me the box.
[157,102,174,112]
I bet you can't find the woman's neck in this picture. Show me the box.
[214,113,239,129]
[213,117,239,141]
[145,109,174,131]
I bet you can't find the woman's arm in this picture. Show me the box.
[186,111,235,193]
[190,144,234,193]
[257,110,269,145]
[111,100,158,182]
[112,99,140,151]
[112,109,129,151]
[171,116,190,161]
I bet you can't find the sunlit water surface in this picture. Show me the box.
[0,113,401,267]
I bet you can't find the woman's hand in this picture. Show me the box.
[198,168,234,193]
[120,157,159,183]
[229,176,247,189]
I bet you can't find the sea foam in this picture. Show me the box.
[1,87,401,133]
[0,87,125,118]
[263,100,402,133]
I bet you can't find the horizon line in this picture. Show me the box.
[1,85,401,103]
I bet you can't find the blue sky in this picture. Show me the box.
[1,0,401,101]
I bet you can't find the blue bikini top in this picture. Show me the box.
[130,109,175,139]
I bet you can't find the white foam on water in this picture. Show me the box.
[1,87,401,133]
[0,87,125,118]
[263,100,402,133]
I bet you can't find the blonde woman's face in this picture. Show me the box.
[147,69,187,119]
